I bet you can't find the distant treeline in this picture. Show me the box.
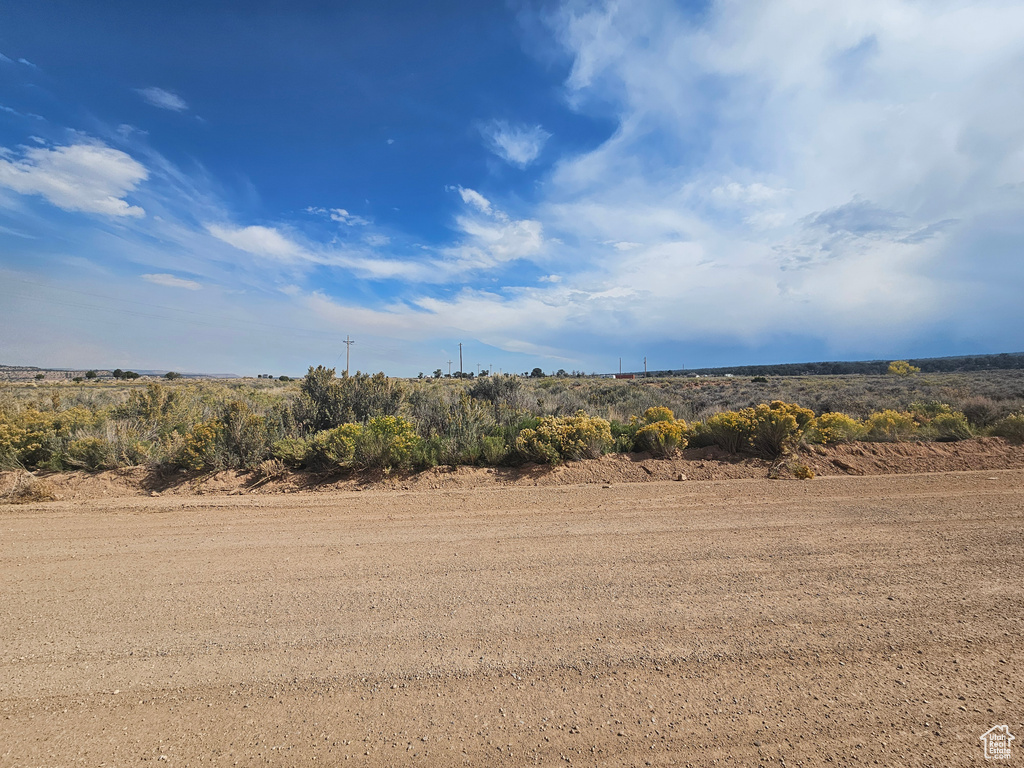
[648,352,1024,378]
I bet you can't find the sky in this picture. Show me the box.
[2,0,1023,377]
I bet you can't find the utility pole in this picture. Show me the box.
[447,359,453,377]
[644,356,647,378]
[619,357,622,375]
[343,335,354,376]
[459,342,463,377]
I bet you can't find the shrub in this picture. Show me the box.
[930,412,972,441]
[66,437,110,470]
[177,419,223,470]
[640,406,675,424]
[220,400,270,469]
[888,360,920,376]
[480,435,508,465]
[864,410,918,441]
[632,407,689,457]
[0,407,98,470]
[791,461,815,480]
[272,437,311,468]
[991,412,1024,444]
[908,401,952,421]
[808,412,864,444]
[470,374,530,427]
[255,458,287,479]
[309,424,362,468]
[610,420,638,452]
[514,412,612,463]
[296,367,405,431]
[696,411,751,453]
[355,416,419,470]
[408,389,492,464]
[958,396,1001,428]
[635,419,688,457]
[745,401,815,458]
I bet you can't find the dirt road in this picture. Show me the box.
[2,471,1022,766]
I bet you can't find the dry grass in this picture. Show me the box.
[2,472,57,504]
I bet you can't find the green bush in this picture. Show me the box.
[355,416,419,469]
[221,400,270,469]
[610,420,638,452]
[66,437,110,469]
[296,367,405,431]
[408,390,492,464]
[514,412,612,463]
[310,424,362,468]
[991,412,1024,444]
[929,412,972,442]
[272,437,311,468]
[480,435,508,465]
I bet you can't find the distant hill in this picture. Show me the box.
[639,352,1024,378]
[0,365,240,382]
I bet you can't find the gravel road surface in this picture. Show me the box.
[2,471,1022,766]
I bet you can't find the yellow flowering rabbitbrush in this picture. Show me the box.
[515,412,612,463]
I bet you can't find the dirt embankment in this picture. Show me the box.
[2,436,1022,502]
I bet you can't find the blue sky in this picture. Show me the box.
[2,0,1023,377]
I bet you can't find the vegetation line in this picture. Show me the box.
[1,366,1022,476]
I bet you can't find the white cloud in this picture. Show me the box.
[141,273,202,290]
[0,53,12,64]
[0,141,147,217]
[482,120,551,167]
[136,87,188,112]
[508,0,1024,356]
[305,205,371,226]
[456,187,493,215]
[443,187,546,270]
[17,58,37,69]
[207,223,307,260]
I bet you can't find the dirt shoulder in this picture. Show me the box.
[1,470,1022,766]
[2,436,1022,502]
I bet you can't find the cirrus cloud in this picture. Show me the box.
[482,120,551,168]
[136,87,189,112]
[141,273,202,290]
